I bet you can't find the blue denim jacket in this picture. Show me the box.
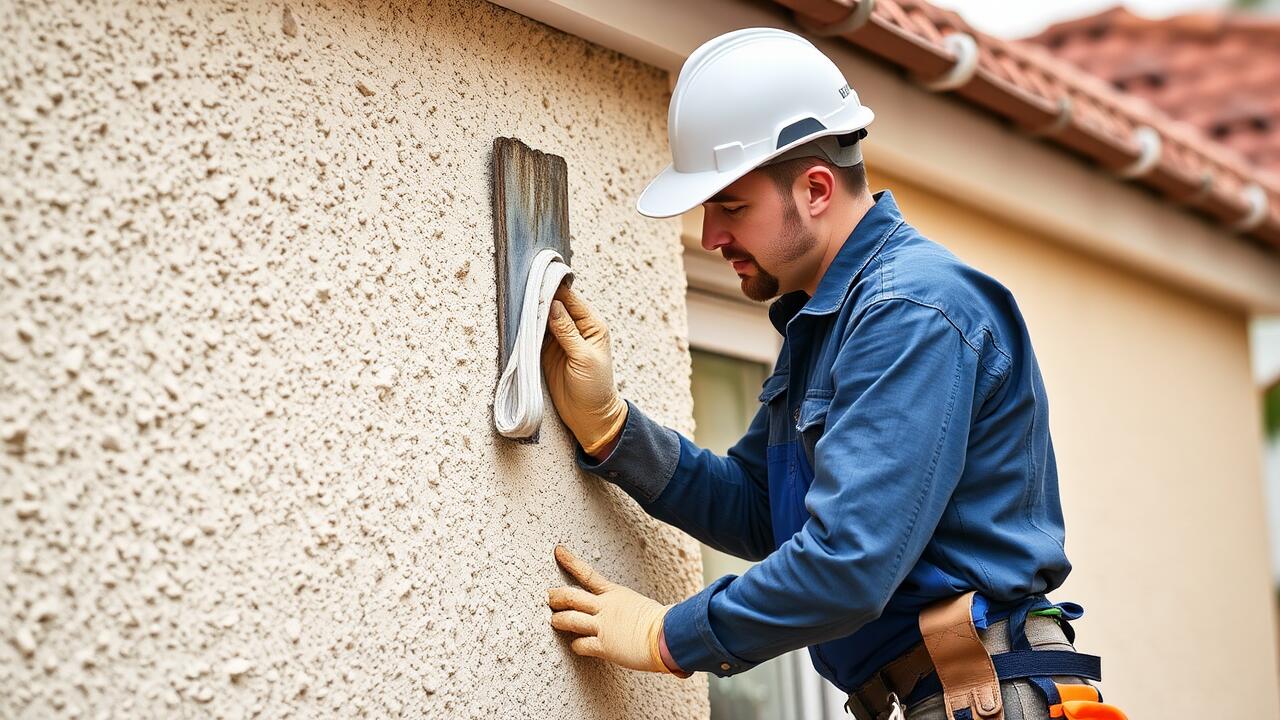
[578,190,1071,691]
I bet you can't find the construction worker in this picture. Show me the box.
[541,28,1125,720]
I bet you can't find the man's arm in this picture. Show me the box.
[577,398,775,562]
[662,298,986,675]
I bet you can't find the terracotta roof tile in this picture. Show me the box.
[1030,6,1280,182]
[774,0,1280,252]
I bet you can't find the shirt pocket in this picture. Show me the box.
[795,391,833,470]
[758,370,791,446]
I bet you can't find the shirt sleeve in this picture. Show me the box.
[663,298,984,676]
[577,399,775,562]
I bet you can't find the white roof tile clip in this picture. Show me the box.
[1232,183,1269,233]
[1115,126,1162,179]
[1027,96,1073,137]
[796,0,875,37]
[920,32,979,92]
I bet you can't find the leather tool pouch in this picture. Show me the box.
[918,591,1004,720]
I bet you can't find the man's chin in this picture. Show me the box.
[740,275,780,302]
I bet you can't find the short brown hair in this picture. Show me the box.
[758,156,867,199]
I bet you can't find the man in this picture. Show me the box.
[542,28,1123,720]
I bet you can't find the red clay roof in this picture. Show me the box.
[1028,7,1280,181]
[773,0,1280,253]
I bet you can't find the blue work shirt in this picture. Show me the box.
[578,190,1071,691]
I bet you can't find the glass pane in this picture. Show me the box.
[689,349,805,720]
[690,348,768,455]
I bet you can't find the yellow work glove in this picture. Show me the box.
[540,286,628,456]
[548,545,673,674]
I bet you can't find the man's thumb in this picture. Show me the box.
[547,301,585,353]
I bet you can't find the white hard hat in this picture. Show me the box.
[637,28,874,218]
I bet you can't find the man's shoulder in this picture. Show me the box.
[856,224,1003,301]
[849,223,1021,365]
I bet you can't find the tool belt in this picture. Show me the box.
[843,592,1128,720]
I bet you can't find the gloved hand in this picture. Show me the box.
[548,545,673,674]
[541,286,628,456]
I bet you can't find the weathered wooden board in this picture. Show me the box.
[490,137,573,387]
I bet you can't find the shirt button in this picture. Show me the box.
[720,662,731,671]
[607,471,618,479]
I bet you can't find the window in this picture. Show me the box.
[690,348,844,720]
[684,223,846,718]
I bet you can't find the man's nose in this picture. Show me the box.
[701,218,731,253]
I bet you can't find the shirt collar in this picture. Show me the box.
[768,189,903,334]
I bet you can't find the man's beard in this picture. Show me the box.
[734,199,815,302]
[740,260,781,302]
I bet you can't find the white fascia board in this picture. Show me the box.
[489,0,1280,313]
[489,0,780,71]
[686,289,783,366]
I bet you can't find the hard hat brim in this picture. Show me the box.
[635,162,755,219]
[635,105,874,219]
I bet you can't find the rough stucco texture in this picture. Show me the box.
[0,0,707,717]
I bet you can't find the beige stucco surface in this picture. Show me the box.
[0,0,708,717]
[869,168,1280,718]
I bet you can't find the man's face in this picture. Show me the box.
[700,169,820,302]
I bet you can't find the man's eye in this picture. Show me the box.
[724,205,746,216]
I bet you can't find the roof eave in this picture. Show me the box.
[777,0,1280,253]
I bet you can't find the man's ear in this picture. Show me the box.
[799,164,836,218]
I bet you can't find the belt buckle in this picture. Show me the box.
[843,691,907,720]
[886,692,906,720]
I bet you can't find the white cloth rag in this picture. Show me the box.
[493,248,573,439]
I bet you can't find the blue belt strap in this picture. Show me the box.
[904,651,1103,706]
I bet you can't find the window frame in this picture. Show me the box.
[682,215,848,719]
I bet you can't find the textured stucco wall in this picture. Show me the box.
[1,0,708,717]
